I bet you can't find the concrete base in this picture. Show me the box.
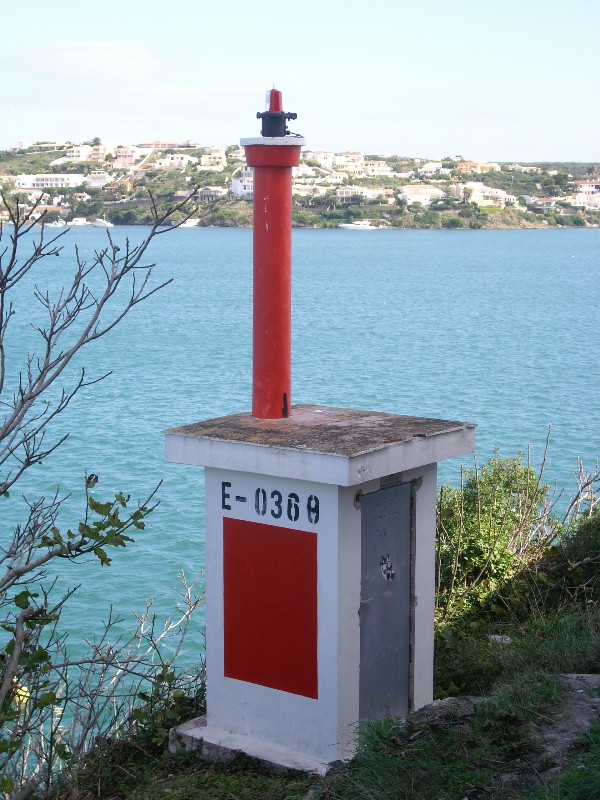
[169,715,331,775]
[164,406,475,773]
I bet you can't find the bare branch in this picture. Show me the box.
[0,192,202,794]
[0,200,186,494]
[0,607,37,708]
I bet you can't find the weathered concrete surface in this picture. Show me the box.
[165,405,475,458]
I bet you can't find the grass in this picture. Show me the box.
[51,744,314,800]
[435,609,600,698]
[315,675,561,800]
[47,607,598,800]
[315,708,535,800]
[314,607,600,800]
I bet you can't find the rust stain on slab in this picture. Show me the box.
[165,405,475,458]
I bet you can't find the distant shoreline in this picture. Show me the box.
[3,222,598,231]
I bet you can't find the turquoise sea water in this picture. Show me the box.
[4,226,600,658]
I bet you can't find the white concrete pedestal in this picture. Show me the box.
[164,405,474,772]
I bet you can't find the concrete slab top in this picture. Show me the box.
[164,405,475,459]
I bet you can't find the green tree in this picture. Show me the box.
[42,210,61,222]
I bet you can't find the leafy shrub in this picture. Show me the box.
[436,443,599,629]
[442,217,464,228]
[436,450,551,622]
[561,215,586,227]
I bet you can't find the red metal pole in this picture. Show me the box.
[242,92,303,419]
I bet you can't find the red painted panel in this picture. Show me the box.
[223,518,318,699]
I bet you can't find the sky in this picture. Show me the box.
[1,0,599,162]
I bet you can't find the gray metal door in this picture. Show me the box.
[359,482,411,721]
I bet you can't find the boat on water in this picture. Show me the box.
[92,216,114,228]
[338,219,388,230]
[67,217,91,226]
[179,218,199,228]
[45,219,67,228]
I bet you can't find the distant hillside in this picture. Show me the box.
[0,150,68,175]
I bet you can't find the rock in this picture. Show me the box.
[406,696,477,731]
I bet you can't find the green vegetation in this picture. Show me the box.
[140,170,191,195]
[52,747,313,800]
[480,168,572,197]
[0,150,68,174]
[436,450,551,623]
[202,198,253,227]
[479,169,541,196]
[316,689,557,800]
[34,450,599,800]
[526,162,600,179]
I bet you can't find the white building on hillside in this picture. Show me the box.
[302,150,335,170]
[85,171,113,189]
[463,181,518,207]
[18,190,50,204]
[113,145,151,168]
[505,164,541,173]
[231,166,254,198]
[200,146,227,170]
[325,171,349,184]
[335,186,364,203]
[91,143,116,161]
[51,144,97,166]
[364,160,395,177]
[418,161,452,177]
[333,152,365,176]
[292,184,328,198]
[522,197,556,212]
[398,185,446,206]
[15,174,86,190]
[335,185,395,204]
[198,186,229,202]
[66,144,93,161]
[70,191,92,203]
[418,161,442,176]
[292,164,318,181]
[154,154,198,171]
[573,180,600,196]
[570,181,600,209]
